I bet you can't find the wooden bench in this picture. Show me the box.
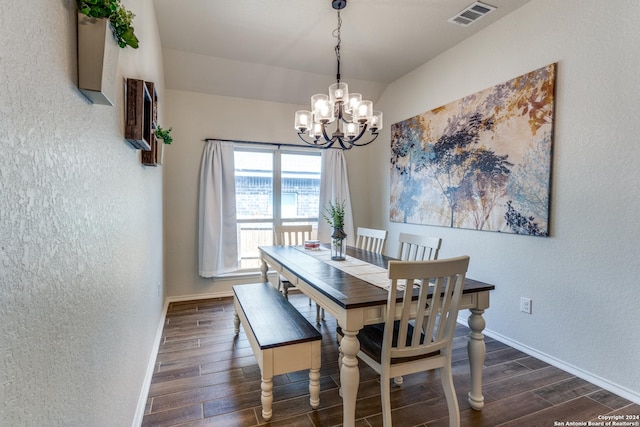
[233,282,322,421]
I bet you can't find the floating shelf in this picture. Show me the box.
[124,78,152,151]
[141,81,158,166]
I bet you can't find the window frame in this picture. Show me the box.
[234,146,321,271]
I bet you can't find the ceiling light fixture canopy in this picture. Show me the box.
[294,0,382,150]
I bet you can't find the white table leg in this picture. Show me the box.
[233,310,240,335]
[337,332,343,397]
[260,259,268,281]
[339,328,360,427]
[467,307,486,410]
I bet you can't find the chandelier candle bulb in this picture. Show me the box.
[310,122,323,137]
[371,111,383,130]
[312,94,334,122]
[345,122,358,137]
[329,82,348,103]
[294,110,313,131]
[355,100,373,122]
[346,93,361,113]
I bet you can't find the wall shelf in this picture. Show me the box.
[124,78,160,166]
[141,81,158,166]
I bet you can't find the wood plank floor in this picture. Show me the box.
[142,293,639,426]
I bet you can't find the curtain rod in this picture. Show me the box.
[203,138,338,150]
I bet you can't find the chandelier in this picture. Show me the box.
[294,0,383,150]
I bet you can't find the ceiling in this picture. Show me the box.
[153,0,532,106]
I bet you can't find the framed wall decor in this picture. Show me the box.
[390,63,556,236]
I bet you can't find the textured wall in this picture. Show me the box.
[0,0,165,425]
[361,0,640,401]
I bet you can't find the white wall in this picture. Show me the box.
[355,0,640,401]
[0,0,166,425]
[163,90,308,297]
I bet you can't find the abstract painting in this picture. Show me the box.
[390,63,556,236]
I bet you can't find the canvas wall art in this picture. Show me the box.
[390,63,556,236]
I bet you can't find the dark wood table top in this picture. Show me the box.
[259,245,495,310]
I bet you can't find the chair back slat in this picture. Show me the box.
[397,232,442,261]
[384,256,469,361]
[274,225,313,246]
[355,227,387,254]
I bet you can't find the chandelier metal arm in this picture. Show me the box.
[296,130,336,149]
[347,130,379,147]
[295,123,378,150]
[321,121,341,143]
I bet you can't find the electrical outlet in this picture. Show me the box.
[520,297,532,314]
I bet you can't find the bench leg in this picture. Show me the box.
[261,377,273,421]
[233,310,240,335]
[309,367,320,409]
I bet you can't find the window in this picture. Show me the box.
[234,148,321,270]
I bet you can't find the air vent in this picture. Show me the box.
[448,1,496,27]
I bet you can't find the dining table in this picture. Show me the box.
[258,244,495,427]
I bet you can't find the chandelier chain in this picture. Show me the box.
[333,10,342,82]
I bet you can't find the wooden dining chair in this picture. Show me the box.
[273,224,313,298]
[393,232,443,385]
[355,256,470,427]
[355,227,388,254]
[397,232,442,261]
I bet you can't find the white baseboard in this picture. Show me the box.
[165,291,234,302]
[132,298,170,427]
[164,271,280,304]
[456,316,639,405]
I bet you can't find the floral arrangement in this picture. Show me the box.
[322,200,347,259]
[321,200,346,230]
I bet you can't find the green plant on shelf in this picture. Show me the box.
[155,126,173,144]
[77,0,139,49]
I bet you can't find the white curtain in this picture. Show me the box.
[318,149,355,246]
[198,140,238,277]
